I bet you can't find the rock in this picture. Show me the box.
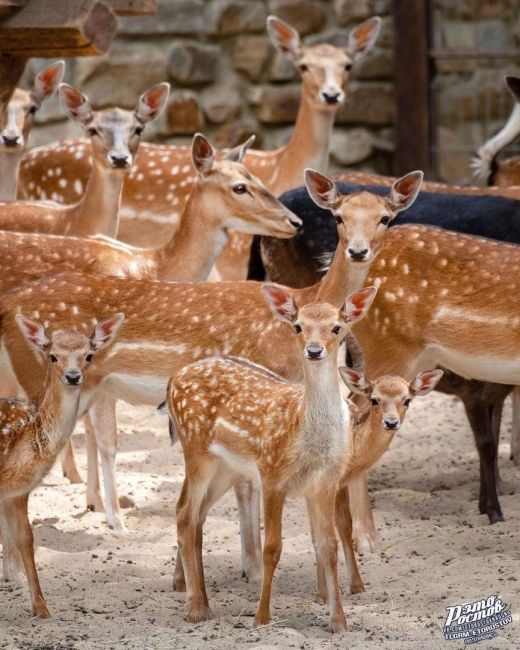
[207,0,266,36]
[118,0,206,35]
[373,126,395,152]
[249,85,301,124]
[267,52,297,82]
[334,0,372,26]
[267,0,326,35]
[169,42,219,84]
[162,91,205,135]
[434,0,516,19]
[214,119,263,148]
[353,47,394,79]
[232,36,270,81]
[330,127,374,165]
[202,84,242,123]
[436,71,507,121]
[337,81,395,125]
[73,45,169,108]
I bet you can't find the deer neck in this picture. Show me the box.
[307,245,371,308]
[67,161,125,238]
[0,150,21,201]
[277,95,336,191]
[154,185,229,282]
[34,373,82,458]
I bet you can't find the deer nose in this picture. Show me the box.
[383,417,400,431]
[347,248,369,262]
[2,134,20,147]
[108,152,131,168]
[63,369,82,386]
[321,91,341,105]
[305,344,324,360]
[289,217,303,232]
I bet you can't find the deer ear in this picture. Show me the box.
[262,284,298,323]
[505,76,520,104]
[346,16,381,61]
[15,314,50,352]
[339,367,372,396]
[59,83,92,125]
[91,313,124,352]
[341,286,377,324]
[410,369,444,397]
[389,170,423,213]
[267,15,303,62]
[32,60,65,105]
[225,135,255,163]
[136,82,170,123]
[304,169,340,211]
[192,133,215,176]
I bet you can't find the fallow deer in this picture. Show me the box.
[17,16,381,284]
[0,61,64,201]
[167,286,376,630]
[0,170,421,535]
[0,313,123,618]
[0,82,169,239]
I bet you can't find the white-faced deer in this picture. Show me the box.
[0,174,411,533]
[0,61,64,201]
[0,313,122,618]
[17,16,381,279]
[168,286,376,630]
[471,76,520,187]
[0,82,169,239]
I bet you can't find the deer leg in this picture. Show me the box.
[347,471,380,553]
[307,489,347,633]
[308,511,328,604]
[84,412,104,512]
[335,485,364,595]
[254,489,284,628]
[462,398,503,524]
[3,494,50,618]
[511,386,520,466]
[0,500,23,582]
[61,440,83,484]
[233,477,263,585]
[490,392,508,496]
[89,394,126,532]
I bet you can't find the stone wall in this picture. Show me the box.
[21,0,396,177]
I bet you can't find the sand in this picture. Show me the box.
[0,391,518,650]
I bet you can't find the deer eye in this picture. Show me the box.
[87,127,98,137]
[299,64,309,73]
[134,126,143,136]
[28,105,37,115]
[294,323,302,334]
[345,63,352,72]
[370,398,378,406]
[404,397,411,407]
[85,353,94,363]
[233,183,247,194]
[380,215,390,226]
[332,325,342,335]
[49,354,58,363]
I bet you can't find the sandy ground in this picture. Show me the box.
[0,391,518,650]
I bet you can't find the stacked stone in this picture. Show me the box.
[22,0,396,175]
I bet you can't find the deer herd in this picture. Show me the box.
[0,12,518,633]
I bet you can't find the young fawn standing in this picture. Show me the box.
[0,313,123,618]
[0,82,169,239]
[167,285,376,631]
[0,61,64,201]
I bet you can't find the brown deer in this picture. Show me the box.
[0,61,64,201]
[17,15,381,282]
[0,172,420,533]
[0,313,123,618]
[167,286,376,630]
[0,82,169,239]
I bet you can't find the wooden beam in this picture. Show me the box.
[0,0,26,12]
[0,53,27,123]
[393,0,433,177]
[106,0,156,16]
[0,0,117,56]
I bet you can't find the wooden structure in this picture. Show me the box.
[0,0,156,119]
